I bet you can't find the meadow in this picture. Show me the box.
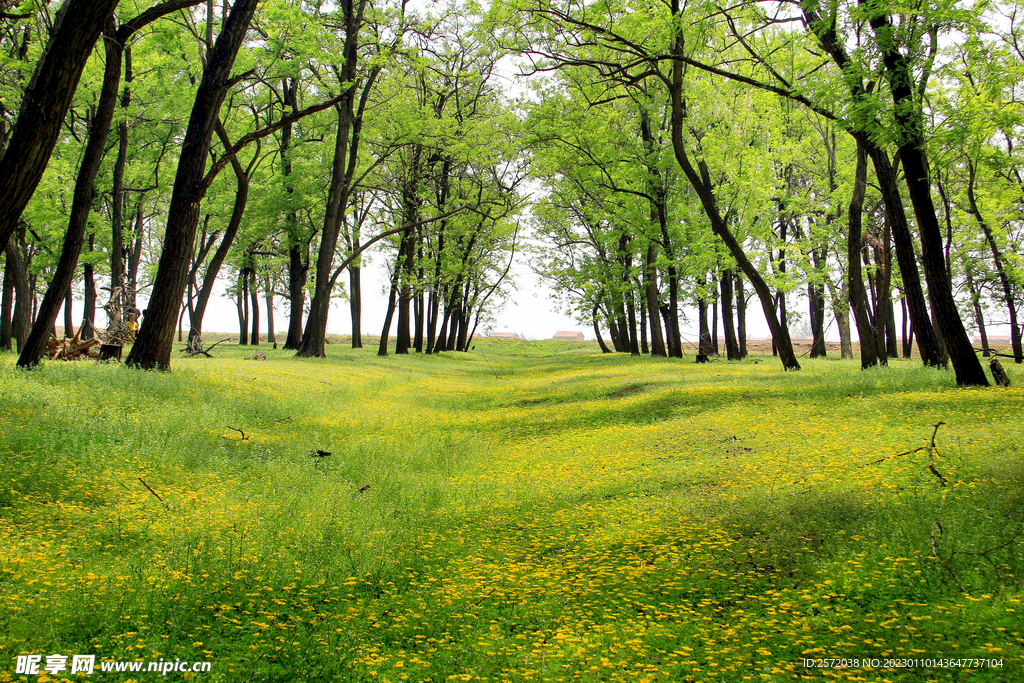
[1,340,1022,682]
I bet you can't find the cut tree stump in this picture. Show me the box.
[98,344,123,361]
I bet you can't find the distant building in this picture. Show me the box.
[489,332,519,339]
[553,331,584,341]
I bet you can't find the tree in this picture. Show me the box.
[127,0,260,370]
[18,0,205,367]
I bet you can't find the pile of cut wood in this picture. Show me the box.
[47,331,100,360]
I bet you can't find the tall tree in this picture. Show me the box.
[127,0,260,369]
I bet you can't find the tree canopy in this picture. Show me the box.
[1,0,1020,384]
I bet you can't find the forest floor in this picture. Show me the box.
[1,341,1022,682]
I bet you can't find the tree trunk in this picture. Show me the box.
[698,288,713,356]
[298,0,375,359]
[808,250,827,358]
[265,277,276,345]
[900,295,909,358]
[594,303,611,353]
[847,142,879,369]
[6,233,30,351]
[964,265,988,357]
[62,284,74,337]
[127,0,259,370]
[284,242,307,349]
[858,144,943,363]
[868,9,987,386]
[735,272,747,358]
[236,273,248,346]
[249,264,259,345]
[1,253,13,350]
[0,0,121,251]
[188,120,250,345]
[644,242,666,356]
[378,247,404,357]
[80,235,96,340]
[18,20,121,366]
[667,41,800,370]
[349,256,362,348]
[968,159,1022,363]
[836,282,853,360]
[720,268,740,360]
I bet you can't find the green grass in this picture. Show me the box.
[1,341,1022,682]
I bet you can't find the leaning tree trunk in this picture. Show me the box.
[968,159,1022,363]
[667,24,798,369]
[297,0,374,359]
[964,265,988,357]
[0,0,121,252]
[188,120,250,345]
[593,303,612,353]
[127,0,259,370]
[18,19,122,367]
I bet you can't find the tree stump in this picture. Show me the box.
[98,344,122,361]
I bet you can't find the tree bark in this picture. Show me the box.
[236,271,249,345]
[735,272,747,358]
[4,232,31,351]
[81,234,97,340]
[698,286,713,356]
[1,252,13,350]
[964,265,988,357]
[188,120,250,345]
[808,252,827,358]
[594,303,612,353]
[127,0,259,370]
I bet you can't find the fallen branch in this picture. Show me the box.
[138,477,169,509]
[182,337,231,357]
[955,528,1024,576]
[870,422,947,486]
[931,520,1024,587]
[226,426,249,441]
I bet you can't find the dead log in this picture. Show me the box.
[991,358,1011,387]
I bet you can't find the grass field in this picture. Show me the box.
[1,340,1023,682]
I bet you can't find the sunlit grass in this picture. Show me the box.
[1,341,1022,681]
